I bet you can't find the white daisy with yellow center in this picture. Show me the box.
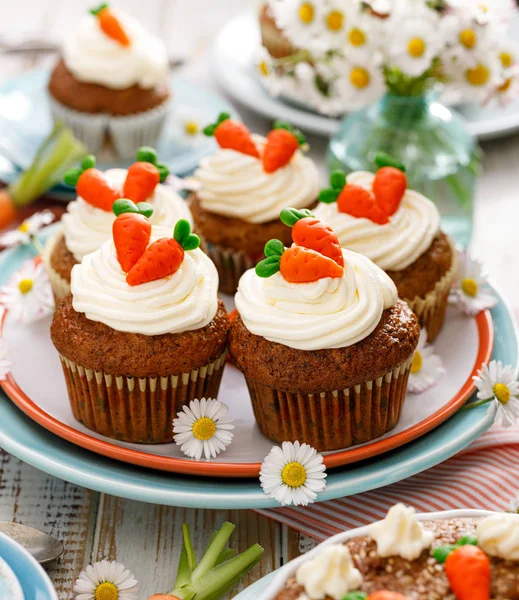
[473,360,519,428]
[345,12,381,61]
[444,13,495,68]
[334,57,386,111]
[408,329,445,394]
[450,252,497,316]
[74,560,139,600]
[260,440,327,506]
[255,45,284,97]
[0,210,54,248]
[0,261,54,324]
[0,339,11,381]
[271,0,326,51]
[385,8,442,77]
[173,398,235,461]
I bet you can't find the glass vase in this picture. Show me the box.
[327,93,480,247]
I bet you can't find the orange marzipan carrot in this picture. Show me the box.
[0,190,17,231]
[95,5,130,46]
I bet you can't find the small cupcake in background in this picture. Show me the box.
[315,157,457,341]
[42,147,192,300]
[189,114,320,294]
[51,202,229,444]
[229,208,420,452]
[48,3,170,157]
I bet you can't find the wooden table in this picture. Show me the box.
[1,1,518,598]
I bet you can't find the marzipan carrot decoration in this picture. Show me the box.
[90,3,131,46]
[0,122,87,231]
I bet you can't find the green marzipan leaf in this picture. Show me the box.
[157,163,170,182]
[256,256,281,278]
[136,202,153,218]
[280,207,313,227]
[136,146,158,165]
[63,168,82,187]
[81,155,96,170]
[342,592,367,600]
[183,234,201,251]
[174,219,192,244]
[113,199,139,216]
[330,170,346,189]
[319,188,340,203]
[264,239,284,257]
[433,545,456,563]
[90,2,108,16]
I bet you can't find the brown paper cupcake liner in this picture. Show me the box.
[245,356,413,452]
[59,350,228,444]
[202,239,258,295]
[42,231,71,302]
[404,237,458,342]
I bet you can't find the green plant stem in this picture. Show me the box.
[8,122,87,208]
[461,398,492,411]
[192,522,235,583]
[30,236,44,256]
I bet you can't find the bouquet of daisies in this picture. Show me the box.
[257,0,518,115]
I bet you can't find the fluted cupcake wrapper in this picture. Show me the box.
[201,239,259,295]
[49,97,169,158]
[245,356,413,452]
[59,350,228,444]
[42,231,71,302]
[404,237,458,342]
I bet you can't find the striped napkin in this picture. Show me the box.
[256,425,519,541]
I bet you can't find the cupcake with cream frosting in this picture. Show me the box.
[50,201,229,443]
[43,148,192,300]
[48,3,170,156]
[190,115,320,294]
[315,162,457,341]
[229,208,419,451]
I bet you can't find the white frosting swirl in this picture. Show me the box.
[71,226,218,335]
[477,514,519,561]
[368,504,434,560]
[314,171,441,271]
[63,12,168,89]
[296,545,363,600]
[235,248,397,351]
[192,135,320,223]
[62,168,192,262]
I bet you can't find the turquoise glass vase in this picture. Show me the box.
[327,93,480,247]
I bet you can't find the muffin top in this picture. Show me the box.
[315,165,440,271]
[235,208,397,351]
[191,116,320,224]
[62,3,168,90]
[62,150,192,262]
[71,202,218,336]
[275,504,519,600]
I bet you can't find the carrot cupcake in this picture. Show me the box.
[190,115,320,294]
[51,202,229,443]
[315,162,456,341]
[43,148,192,300]
[273,504,519,600]
[48,3,170,157]
[229,208,419,451]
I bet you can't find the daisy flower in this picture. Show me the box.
[255,46,284,97]
[444,49,502,103]
[344,11,383,62]
[0,260,54,324]
[334,57,386,111]
[74,560,139,600]
[408,329,445,394]
[0,210,54,249]
[173,398,235,460]
[444,13,496,69]
[317,0,358,52]
[270,0,327,51]
[450,252,497,316]
[472,360,519,428]
[0,339,11,381]
[260,440,327,506]
[384,7,442,77]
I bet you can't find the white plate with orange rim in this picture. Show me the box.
[213,12,519,141]
[234,508,496,599]
[0,223,495,481]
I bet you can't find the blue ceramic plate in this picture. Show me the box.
[0,68,238,195]
[0,532,58,600]
[213,13,519,140]
[0,234,516,509]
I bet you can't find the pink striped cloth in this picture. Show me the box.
[256,425,519,541]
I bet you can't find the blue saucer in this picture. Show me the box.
[0,532,58,600]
